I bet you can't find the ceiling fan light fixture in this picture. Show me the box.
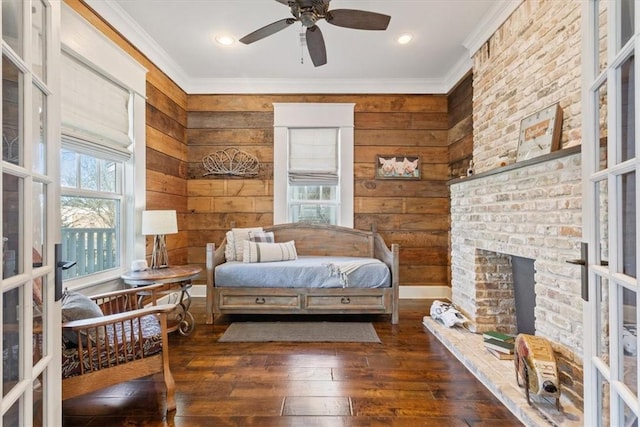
[215,34,236,46]
[397,34,413,45]
[299,11,317,27]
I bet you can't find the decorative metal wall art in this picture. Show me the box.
[203,147,259,177]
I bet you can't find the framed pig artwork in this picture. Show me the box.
[375,155,420,180]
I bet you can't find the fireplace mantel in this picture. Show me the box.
[448,145,581,185]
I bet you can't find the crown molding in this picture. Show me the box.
[442,55,472,94]
[463,0,523,57]
[84,0,191,89]
[184,77,448,94]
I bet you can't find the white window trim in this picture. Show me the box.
[273,103,354,227]
[60,4,147,288]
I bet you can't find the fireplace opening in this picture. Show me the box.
[470,249,536,334]
[511,255,536,335]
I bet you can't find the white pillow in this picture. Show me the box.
[242,240,298,263]
[225,227,263,261]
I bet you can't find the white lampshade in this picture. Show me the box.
[141,210,178,236]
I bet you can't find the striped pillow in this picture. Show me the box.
[242,240,298,263]
[248,230,275,243]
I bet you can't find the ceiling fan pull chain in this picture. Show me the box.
[299,30,305,64]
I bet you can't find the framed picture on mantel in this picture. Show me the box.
[516,103,563,162]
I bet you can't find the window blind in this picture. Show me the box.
[61,53,132,157]
[289,128,338,185]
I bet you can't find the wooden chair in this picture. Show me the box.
[61,283,177,413]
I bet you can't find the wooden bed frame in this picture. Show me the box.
[205,223,400,324]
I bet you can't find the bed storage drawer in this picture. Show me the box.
[217,291,300,310]
[306,293,388,310]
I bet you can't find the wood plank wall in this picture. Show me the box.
[186,95,451,291]
[448,73,473,179]
[65,0,189,266]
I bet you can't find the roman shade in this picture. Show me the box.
[288,128,338,185]
[61,53,131,158]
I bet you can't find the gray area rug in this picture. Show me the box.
[218,321,381,343]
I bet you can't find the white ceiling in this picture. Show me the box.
[85,0,521,94]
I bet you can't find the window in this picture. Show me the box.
[60,5,147,288]
[288,128,339,224]
[61,52,131,282]
[273,103,354,227]
[60,147,123,280]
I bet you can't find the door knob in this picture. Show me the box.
[566,242,588,302]
[54,243,76,301]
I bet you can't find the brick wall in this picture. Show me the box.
[450,0,584,409]
[472,0,582,173]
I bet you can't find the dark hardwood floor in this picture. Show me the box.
[62,299,523,426]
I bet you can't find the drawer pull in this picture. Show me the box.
[341,297,351,304]
[255,297,266,304]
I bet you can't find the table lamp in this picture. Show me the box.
[141,210,178,269]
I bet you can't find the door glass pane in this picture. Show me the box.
[597,275,610,360]
[598,0,608,74]
[597,179,609,263]
[3,173,23,277]
[33,182,46,265]
[620,55,635,162]
[621,172,636,278]
[623,398,639,427]
[621,287,637,396]
[33,277,45,366]
[597,82,608,171]
[32,0,47,81]
[2,0,23,57]
[3,286,22,397]
[3,396,21,426]
[32,85,46,174]
[33,373,44,427]
[599,370,611,426]
[2,55,23,166]
[620,0,634,49]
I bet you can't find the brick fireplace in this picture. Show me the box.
[449,147,584,408]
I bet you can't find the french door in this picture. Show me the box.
[583,0,638,425]
[1,1,61,426]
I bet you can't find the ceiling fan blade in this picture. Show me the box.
[326,9,391,30]
[239,18,296,44]
[306,25,327,67]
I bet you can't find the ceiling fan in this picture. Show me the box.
[239,0,391,67]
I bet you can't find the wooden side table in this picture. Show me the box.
[121,265,202,336]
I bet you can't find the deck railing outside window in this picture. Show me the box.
[61,227,118,279]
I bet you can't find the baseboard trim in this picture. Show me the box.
[399,286,451,300]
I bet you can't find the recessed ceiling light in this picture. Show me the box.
[397,34,413,45]
[215,34,235,46]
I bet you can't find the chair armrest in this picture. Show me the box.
[89,282,170,300]
[90,283,173,314]
[62,303,177,330]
